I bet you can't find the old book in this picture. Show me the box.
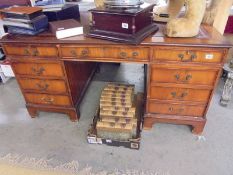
[100,106,136,113]
[96,121,133,131]
[49,19,83,39]
[43,4,80,22]
[100,100,132,108]
[34,0,65,9]
[3,15,48,30]
[100,116,137,125]
[0,6,43,20]
[5,26,46,35]
[100,109,135,118]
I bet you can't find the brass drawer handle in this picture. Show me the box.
[31,67,45,76]
[178,54,184,60]
[171,92,188,99]
[119,52,127,58]
[36,82,49,91]
[33,50,39,56]
[132,51,139,57]
[24,49,30,56]
[178,51,197,62]
[185,74,192,81]
[174,74,180,80]
[70,50,77,57]
[81,49,89,56]
[168,107,185,114]
[174,74,192,82]
[41,96,54,104]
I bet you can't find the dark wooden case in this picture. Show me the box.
[87,4,158,45]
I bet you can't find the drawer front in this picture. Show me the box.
[60,46,149,61]
[153,48,223,63]
[18,78,68,94]
[4,45,30,56]
[151,68,217,85]
[148,101,206,117]
[150,86,211,102]
[4,45,58,57]
[25,93,71,106]
[31,46,58,57]
[12,62,64,78]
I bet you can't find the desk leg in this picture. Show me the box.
[27,106,38,118]
[220,72,233,106]
[67,109,79,122]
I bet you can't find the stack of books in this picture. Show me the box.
[34,0,65,12]
[1,6,48,35]
[96,83,138,141]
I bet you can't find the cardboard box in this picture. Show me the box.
[87,93,143,150]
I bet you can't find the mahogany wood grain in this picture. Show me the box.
[11,61,64,78]
[0,22,232,134]
[4,45,58,57]
[150,67,218,86]
[61,45,150,62]
[150,86,212,103]
[18,78,68,94]
[25,93,72,106]
[147,101,206,117]
[153,47,224,63]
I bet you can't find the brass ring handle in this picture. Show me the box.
[32,49,39,56]
[31,67,45,76]
[185,74,192,81]
[24,49,30,56]
[168,107,185,114]
[36,82,49,91]
[70,50,77,57]
[171,92,188,99]
[132,51,139,57]
[178,54,184,60]
[81,49,89,56]
[41,97,54,104]
[119,52,127,58]
[174,74,180,80]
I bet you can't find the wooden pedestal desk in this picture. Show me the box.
[0,25,231,134]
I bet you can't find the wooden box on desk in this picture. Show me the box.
[88,3,158,44]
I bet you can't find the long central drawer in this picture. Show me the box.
[60,46,150,61]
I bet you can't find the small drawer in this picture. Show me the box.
[18,78,68,94]
[148,101,206,117]
[61,47,104,58]
[25,93,71,106]
[151,66,218,86]
[12,62,64,78]
[150,86,211,102]
[60,46,149,61]
[153,48,224,63]
[4,45,58,57]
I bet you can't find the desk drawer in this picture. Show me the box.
[25,93,71,106]
[12,62,64,78]
[18,78,68,94]
[151,66,218,86]
[60,46,149,61]
[4,45,58,57]
[150,86,211,102]
[153,47,224,63]
[148,101,206,117]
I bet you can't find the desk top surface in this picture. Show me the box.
[0,23,232,48]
